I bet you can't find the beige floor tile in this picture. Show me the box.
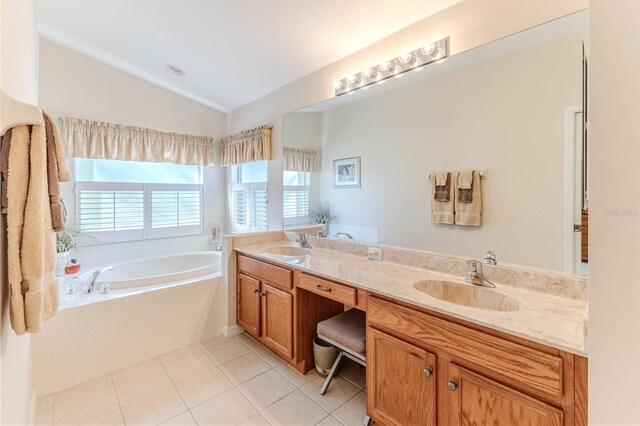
[53,375,113,404]
[240,412,272,425]
[80,409,124,425]
[238,369,296,410]
[338,359,366,390]
[53,384,119,425]
[159,345,204,365]
[253,346,284,367]
[112,358,161,383]
[236,333,262,351]
[175,367,234,408]
[220,353,271,385]
[121,387,186,426]
[204,339,251,365]
[315,416,342,426]
[275,363,319,387]
[300,376,360,413]
[37,395,53,410]
[163,351,215,383]
[200,334,233,349]
[262,390,328,426]
[113,365,172,405]
[160,411,198,425]
[191,388,257,425]
[332,392,367,426]
[35,406,52,426]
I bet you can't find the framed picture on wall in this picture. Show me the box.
[333,157,361,188]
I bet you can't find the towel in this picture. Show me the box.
[44,113,67,231]
[43,111,70,182]
[6,123,59,335]
[1,128,12,213]
[457,170,474,203]
[455,170,482,226]
[433,172,450,202]
[431,172,455,224]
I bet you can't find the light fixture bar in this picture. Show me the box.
[333,37,449,96]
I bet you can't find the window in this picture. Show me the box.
[75,158,203,242]
[283,171,310,226]
[231,161,268,233]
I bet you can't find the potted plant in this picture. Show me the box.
[308,203,336,237]
[55,224,86,276]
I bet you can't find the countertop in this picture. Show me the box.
[235,241,588,357]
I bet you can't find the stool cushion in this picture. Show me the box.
[317,309,366,356]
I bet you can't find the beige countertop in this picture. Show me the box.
[234,241,588,357]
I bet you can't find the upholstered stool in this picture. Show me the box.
[317,308,371,425]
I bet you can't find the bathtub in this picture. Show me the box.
[33,251,225,396]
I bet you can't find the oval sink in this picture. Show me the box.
[413,280,523,312]
[263,245,311,256]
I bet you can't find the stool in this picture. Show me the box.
[317,308,372,425]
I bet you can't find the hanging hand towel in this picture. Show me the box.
[455,170,482,226]
[431,172,455,224]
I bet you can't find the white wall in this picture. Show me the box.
[589,1,640,423]
[313,32,583,271]
[0,1,38,424]
[38,38,228,269]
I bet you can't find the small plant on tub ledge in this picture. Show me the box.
[55,224,92,276]
[308,203,337,237]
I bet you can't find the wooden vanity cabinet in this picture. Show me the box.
[237,273,261,336]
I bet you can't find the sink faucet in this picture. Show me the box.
[83,266,114,294]
[296,233,312,249]
[335,232,353,239]
[464,260,496,288]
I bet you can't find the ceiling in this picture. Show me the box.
[36,0,462,112]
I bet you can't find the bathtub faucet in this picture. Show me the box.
[83,266,114,294]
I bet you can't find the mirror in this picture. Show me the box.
[282,11,588,276]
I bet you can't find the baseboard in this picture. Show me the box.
[28,386,37,425]
[223,324,244,338]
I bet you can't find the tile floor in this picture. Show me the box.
[35,333,368,426]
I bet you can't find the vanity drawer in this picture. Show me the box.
[368,297,564,402]
[297,273,357,306]
[237,255,293,291]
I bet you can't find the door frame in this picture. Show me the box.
[563,104,583,273]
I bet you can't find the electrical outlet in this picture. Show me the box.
[367,247,383,261]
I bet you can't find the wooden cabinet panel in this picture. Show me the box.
[237,273,261,337]
[447,364,563,426]
[298,273,357,306]
[367,328,437,426]
[262,284,294,359]
[238,255,293,290]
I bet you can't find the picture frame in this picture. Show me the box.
[333,157,361,188]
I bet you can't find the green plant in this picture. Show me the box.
[309,203,336,225]
[55,224,90,253]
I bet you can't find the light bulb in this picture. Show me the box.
[346,74,357,84]
[362,66,375,79]
[421,43,436,56]
[433,48,445,59]
[334,79,346,91]
[379,61,393,72]
[399,52,413,64]
[409,57,422,68]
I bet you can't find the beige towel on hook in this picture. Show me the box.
[44,113,67,231]
[431,172,455,224]
[6,123,59,335]
[455,170,482,226]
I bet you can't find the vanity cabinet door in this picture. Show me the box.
[261,283,294,359]
[446,364,563,426]
[237,273,261,337]
[367,328,437,426]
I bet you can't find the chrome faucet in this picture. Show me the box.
[296,233,312,249]
[83,266,114,294]
[464,260,496,288]
[335,232,353,239]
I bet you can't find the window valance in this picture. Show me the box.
[60,117,216,166]
[220,124,272,166]
[283,147,319,172]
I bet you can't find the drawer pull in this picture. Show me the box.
[448,380,458,391]
[315,284,332,292]
[423,367,433,378]
[253,288,259,293]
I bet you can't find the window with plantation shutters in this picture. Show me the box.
[283,171,310,226]
[231,161,268,233]
[75,159,203,243]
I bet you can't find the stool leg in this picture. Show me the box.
[363,415,373,425]
[320,351,344,395]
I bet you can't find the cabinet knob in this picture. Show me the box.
[423,367,433,378]
[448,380,458,391]
[259,291,266,297]
[253,288,259,293]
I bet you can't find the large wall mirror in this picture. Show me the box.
[282,11,588,276]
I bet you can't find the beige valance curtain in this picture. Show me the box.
[60,117,216,166]
[220,124,272,166]
[283,147,319,172]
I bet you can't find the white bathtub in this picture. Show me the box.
[34,251,225,396]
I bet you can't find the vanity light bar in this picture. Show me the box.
[333,37,449,96]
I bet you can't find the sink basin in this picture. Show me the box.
[263,245,311,256]
[413,280,523,312]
